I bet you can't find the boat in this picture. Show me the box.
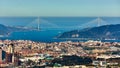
[0,35,4,37]
[104,38,116,40]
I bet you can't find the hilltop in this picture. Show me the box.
[58,24,120,40]
[0,24,28,36]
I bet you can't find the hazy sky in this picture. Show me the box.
[0,0,120,17]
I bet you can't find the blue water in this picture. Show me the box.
[1,30,69,42]
[0,17,120,42]
[9,30,64,42]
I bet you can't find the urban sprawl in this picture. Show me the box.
[0,40,120,68]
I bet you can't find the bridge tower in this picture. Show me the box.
[37,17,40,31]
[97,17,101,27]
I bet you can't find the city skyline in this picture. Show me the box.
[0,0,120,17]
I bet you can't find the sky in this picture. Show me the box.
[0,0,120,17]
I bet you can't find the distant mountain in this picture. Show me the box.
[57,24,120,40]
[0,24,28,36]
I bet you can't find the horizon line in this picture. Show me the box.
[0,16,120,17]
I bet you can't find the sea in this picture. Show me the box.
[0,17,120,42]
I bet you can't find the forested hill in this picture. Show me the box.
[0,24,28,35]
[58,24,120,40]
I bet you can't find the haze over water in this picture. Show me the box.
[0,0,119,42]
[0,17,120,42]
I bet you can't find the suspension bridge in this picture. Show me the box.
[23,17,60,31]
[22,17,109,31]
[17,17,113,41]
